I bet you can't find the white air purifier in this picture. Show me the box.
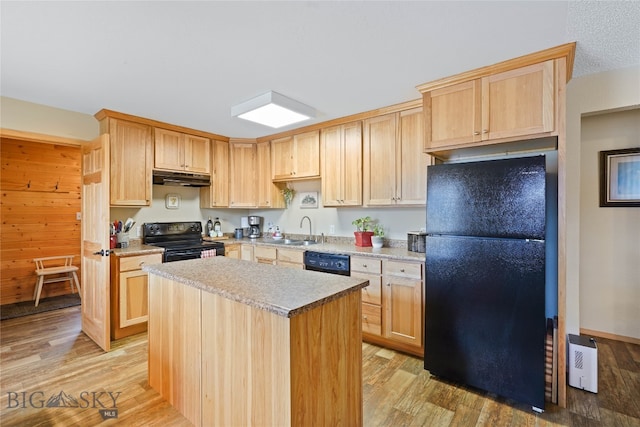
[568,334,598,393]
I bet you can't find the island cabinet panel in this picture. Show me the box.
[201,291,292,426]
[148,272,363,427]
[148,276,202,426]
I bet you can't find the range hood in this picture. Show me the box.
[152,170,211,187]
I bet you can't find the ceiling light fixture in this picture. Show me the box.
[231,91,316,128]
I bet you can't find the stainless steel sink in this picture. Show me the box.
[269,239,317,246]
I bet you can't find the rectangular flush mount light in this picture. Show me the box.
[231,91,315,128]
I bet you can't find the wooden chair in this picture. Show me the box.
[33,256,81,307]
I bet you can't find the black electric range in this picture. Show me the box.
[143,221,225,262]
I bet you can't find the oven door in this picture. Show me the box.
[164,249,202,263]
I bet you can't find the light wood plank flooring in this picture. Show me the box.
[1,306,638,426]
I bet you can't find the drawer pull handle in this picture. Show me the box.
[400,268,405,272]
[363,264,367,268]
[363,316,368,320]
[139,262,145,267]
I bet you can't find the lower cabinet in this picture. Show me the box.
[250,245,304,269]
[110,252,162,340]
[351,255,424,356]
[224,243,241,259]
[276,248,304,269]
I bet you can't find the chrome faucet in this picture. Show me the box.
[300,216,312,241]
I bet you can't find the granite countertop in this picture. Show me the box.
[225,237,426,262]
[143,256,369,318]
[112,244,164,257]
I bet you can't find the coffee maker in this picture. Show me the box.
[247,216,263,238]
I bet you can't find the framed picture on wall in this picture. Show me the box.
[599,147,640,207]
[299,192,318,209]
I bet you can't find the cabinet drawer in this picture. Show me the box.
[362,303,382,336]
[352,271,382,305]
[384,260,422,279]
[277,248,304,264]
[254,246,277,260]
[351,256,382,274]
[119,254,162,272]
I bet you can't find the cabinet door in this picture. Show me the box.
[321,125,342,206]
[119,270,149,327]
[257,141,284,208]
[271,136,293,181]
[292,130,320,179]
[241,245,254,261]
[224,244,240,259]
[342,122,363,206]
[184,134,210,173]
[397,108,429,206]
[426,80,482,148]
[229,142,257,207]
[200,139,229,208]
[484,60,555,140]
[363,113,397,206]
[383,260,423,348]
[154,128,185,171]
[110,119,152,206]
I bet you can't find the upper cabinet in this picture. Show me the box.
[228,141,257,208]
[417,41,577,160]
[363,108,430,206]
[271,130,320,181]
[200,139,229,208]
[424,61,555,151]
[321,121,362,207]
[106,118,153,206]
[154,128,211,174]
[256,141,285,208]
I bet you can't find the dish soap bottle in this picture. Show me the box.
[206,217,214,237]
[213,217,222,237]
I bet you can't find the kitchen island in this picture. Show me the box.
[143,256,368,427]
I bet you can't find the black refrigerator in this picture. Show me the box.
[424,155,546,410]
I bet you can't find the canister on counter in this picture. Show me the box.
[234,228,244,239]
[407,231,426,253]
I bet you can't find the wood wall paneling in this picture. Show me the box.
[1,138,82,304]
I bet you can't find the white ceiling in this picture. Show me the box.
[1,1,639,139]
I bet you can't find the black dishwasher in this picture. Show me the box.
[303,251,350,276]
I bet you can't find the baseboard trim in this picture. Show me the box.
[579,328,640,345]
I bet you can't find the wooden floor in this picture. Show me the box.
[1,306,638,426]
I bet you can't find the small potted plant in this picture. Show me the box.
[371,224,384,249]
[352,216,374,247]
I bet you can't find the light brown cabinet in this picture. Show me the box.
[423,60,556,152]
[363,108,430,206]
[276,247,304,269]
[351,256,382,336]
[256,141,285,208]
[224,243,240,259]
[254,245,277,265]
[110,253,162,340]
[351,256,424,356]
[321,121,362,206]
[107,119,153,206]
[154,128,211,174]
[382,259,423,350]
[241,244,254,261]
[200,139,229,208]
[228,141,257,208]
[271,130,320,181]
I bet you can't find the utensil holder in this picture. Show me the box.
[117,232,130,248]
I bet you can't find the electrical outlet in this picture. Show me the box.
[136,225,142,237]
[329,225,335,235]
[76,212,81,220]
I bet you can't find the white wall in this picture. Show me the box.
[0,96,99,140]
[579,109,640,340]
[565,65,640,338]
